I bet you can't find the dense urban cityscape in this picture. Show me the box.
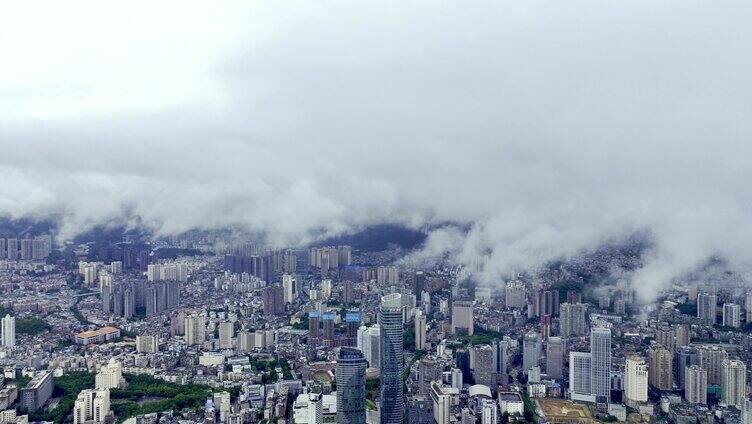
[3,1,752,424]
[0,228,749,424]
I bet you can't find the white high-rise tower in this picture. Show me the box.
[1,314,15,348]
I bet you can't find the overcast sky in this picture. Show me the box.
[2,1,752,299]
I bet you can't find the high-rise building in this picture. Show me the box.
[569,352,593,403]
[494,339,509,385]
[73,389,110,424]
[743,398,752,424]
[560,303,587,337]
[648,345,673,391]
[414,271,425,297]
[282,274,298,303]
[262,285,285,315]
[357,325,381,369]
[451,368,463,391]
[624,356,648,405]
[474,345,495,387]
[746,292,752,324]
[546,337,564,380]
[95,359,122,390]
[677,346,699,391]
[309,311,321,339]
[697,292,717,324]
[185,314,206,346]
[721,359,747,409]
[322,312,335,343]
[590,327,612,399]
[430,381,453,424]
[451,300,473,336]
[523,333,541,374]
[654,326,676,353]
[685,365,707,404]
[218,321,234,349]
[336,347,367,424]
[379,293,404,424]
[1,314,15,348]
[415,309,427,350]
[481,398,498,424]
[504,281,526,309]
[6,239,18,261]
[699,345,728,385]
[19,239,32,260]
[675,324,691,347]
[0,239,5,259]
[531,289,560,317]
[723,303,741,328]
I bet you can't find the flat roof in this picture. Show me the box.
[76,326,120,338]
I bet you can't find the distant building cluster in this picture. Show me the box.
[0,235,52,261]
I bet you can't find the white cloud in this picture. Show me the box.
[2,0,752,300]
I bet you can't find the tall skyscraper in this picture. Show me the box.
[648,345,673,391]
[746,292,752,324]
[282,274,297,303]
[262,285,285,316]
[560,303,587,337]
[699,345,728,385]
[546,337,564,380]
[218,321,234,349]
[6,239,18,261]
[676,346,699,391]
[322,312,335,343]
[415,309,427,350]
[721,359,747,409]
[1,314,15,348]
[379,293,404,424]
[185,314,206,346]
[336,347,367,424]
[697,292,717,324]
[451,300,474,336]
[523,332,541,374]
[474,345,495,387]
[309,311,321,339]
[723,303,741,328]
[494,340,509,385]
[590,327,612,399]
[685,365,707,404]
[624,356,648,405]
[414,271,425,297]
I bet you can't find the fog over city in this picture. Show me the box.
[3,1,752,301]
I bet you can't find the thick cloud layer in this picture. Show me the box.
[2,1,752,300]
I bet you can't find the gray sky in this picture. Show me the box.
[2,1,752,299]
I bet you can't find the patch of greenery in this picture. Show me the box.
[111,374,214,423]
[403,326,415,350]
[455,325,504,346]
[17,317,52,335]
[366,378,379,401]
[292,314,309,330]
[677,302,697,316]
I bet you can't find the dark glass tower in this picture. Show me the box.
[336,347,367,424]
[379,293,404,424]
